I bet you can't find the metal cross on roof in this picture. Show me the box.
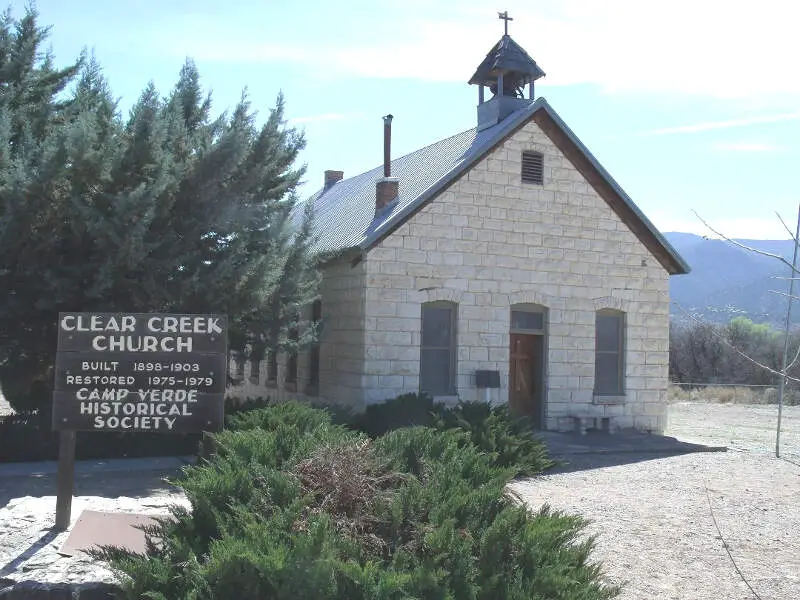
[498,11,513,35]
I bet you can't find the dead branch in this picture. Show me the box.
[669,296,800,382]
[785,337,800,371]
[767,290,800,302]
[692,210,800,274]
[292,438,409,556]
[764,295,800,370]
[776,210,800,245]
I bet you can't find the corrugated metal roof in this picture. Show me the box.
[301,98,546,255]
[298,97,690,275]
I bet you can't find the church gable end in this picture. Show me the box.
[244,13,686,436]
[361,114,671,432]
[531,110,683,275]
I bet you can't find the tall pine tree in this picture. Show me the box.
[0,8,319,416]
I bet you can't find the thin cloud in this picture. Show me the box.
[712,141,785,153]
[147,0,800,99]
[644,113,800,136]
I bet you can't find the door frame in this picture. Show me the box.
[509,304,548,428]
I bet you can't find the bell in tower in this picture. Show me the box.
[489,77,525,99]
[469,12,546,131]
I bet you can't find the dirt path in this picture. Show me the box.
[513,402,800,600]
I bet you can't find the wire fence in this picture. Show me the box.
[668,381,800,406]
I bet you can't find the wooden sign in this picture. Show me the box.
[52,313,228,433]
[52,312,228,531]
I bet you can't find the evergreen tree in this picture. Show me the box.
[0,8,319,416]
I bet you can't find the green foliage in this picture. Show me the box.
[226,400,339,435]
[0,9,318,413]
[354,392,438,436]
[224,395,274,417]
[727,316,778,342]
[354,393,554,477]
[101,402,617,600]
[433,401,555,477]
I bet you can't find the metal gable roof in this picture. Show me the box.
[300,98,547,255]
[299,100,544,256]
[468,35,546,87]
[299,98,690,275]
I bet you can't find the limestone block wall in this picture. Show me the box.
[314,257,369,409]
[226,257,369,411]
[360,118,671,432]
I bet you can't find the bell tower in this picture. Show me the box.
[469,12,546,131]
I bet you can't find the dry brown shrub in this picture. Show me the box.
[763,387,800,406]
[669,384,800,405]
[667,385,692,404]
[703,386,736,403]
[292,438,406,554]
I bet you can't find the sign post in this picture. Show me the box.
[54,431,76,531]
[52,312,228,530]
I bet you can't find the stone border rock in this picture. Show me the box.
[0,393,13,417]
[0,457,191,596]
[0,580,120,599]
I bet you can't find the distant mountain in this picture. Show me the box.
[665,232,798,326]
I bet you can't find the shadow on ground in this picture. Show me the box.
[0,529,61,578]
[537,430,727,474]
[0,456,192,508]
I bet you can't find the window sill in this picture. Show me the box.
[593,394,626,405]
[265,380,278,389]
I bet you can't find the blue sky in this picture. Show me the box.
[10,0,800,239]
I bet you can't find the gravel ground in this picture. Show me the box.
[666,401,800,456]
[2,402,799,598]
[0,459,189,586]
[512,402,800,600]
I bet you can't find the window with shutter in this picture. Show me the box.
[594,310,625,395]
[249,357,260,384]
[521,151,544,185]
[267,350,278,384]
[420,301,457,396]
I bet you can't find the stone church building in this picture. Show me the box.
[229,26,690,433]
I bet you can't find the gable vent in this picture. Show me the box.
[521,151,544,185]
